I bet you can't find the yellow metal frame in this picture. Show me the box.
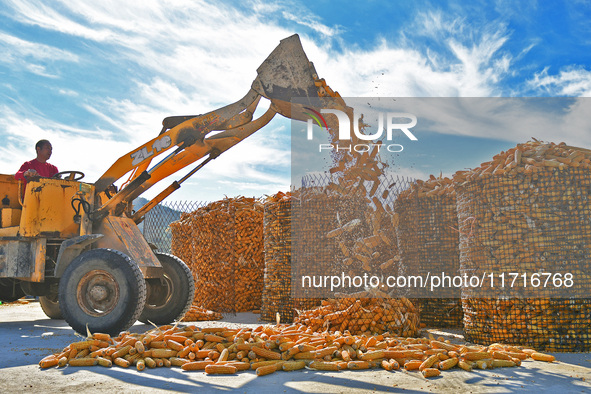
[0,34,348,284]
[92,34,349,223]
[19,178,92,238]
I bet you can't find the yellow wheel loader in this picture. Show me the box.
[0,35,346,335]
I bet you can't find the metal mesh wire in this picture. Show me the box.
[260,199,321,323]
[286,173,421,334]
[296,172,415,299]
[394,188,463,328]
[143,200,207,253]
[291,190,371,299]
[293,297,421,336]
[456,167,591,351]
[144,172,421,333]
[169,198,265,314]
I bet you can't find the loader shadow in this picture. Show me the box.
[0,318,76,369]
[59,366,428,394]
[456,362,591,392]
[239,369,429,393]
[60,366,222,393]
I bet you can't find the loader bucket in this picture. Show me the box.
[251,34,322,121]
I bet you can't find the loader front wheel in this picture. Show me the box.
[59,249,146,336]
[139,253,194,325]
[39,294,63,319]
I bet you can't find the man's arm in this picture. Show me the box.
[15,162,33,181]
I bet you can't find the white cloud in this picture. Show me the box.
[0,2,517,102]
[1,1,586,202]
[58,88,79,97]
[529,67,591,96]
[24,63,57,78]
[0,105,129,180]
[384,97,591,147]
[415,10,467,38]
[0,31,78,61]
[2,2,514,101]
[0,31,79,77]
[304,10,513,98]
[2,0,113,41]
[494,0,538,21]
[281,11,341,37]
[1,1,295,100]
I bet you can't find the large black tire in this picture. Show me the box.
[139,253,194,325]
[58,249,146,336]
[39,294,63,319]
[0,279,25,302]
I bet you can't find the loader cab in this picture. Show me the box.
[18,175,94,239]
[0,172,93,237]
[0,173,93,288]
[0,174,22,235]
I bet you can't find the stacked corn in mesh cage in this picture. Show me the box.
[260,191,321,323]
[453,140,591,351]
[170,197,265,315]
[394,176,463,328]
[260,183,421,336]
[291,187,420,335]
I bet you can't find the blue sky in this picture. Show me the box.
[0,0,590,202]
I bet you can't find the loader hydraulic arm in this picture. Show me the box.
[92,34,347,222]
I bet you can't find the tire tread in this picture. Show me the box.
[59,248,146,335]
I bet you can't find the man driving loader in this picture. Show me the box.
[0,34,349,336]
[14,139,59,191]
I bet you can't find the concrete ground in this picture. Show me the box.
[0,300,590,394]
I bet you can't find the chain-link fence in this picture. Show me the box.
[142,200,208,253]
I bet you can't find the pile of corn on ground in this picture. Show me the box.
[39,322,555,379]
